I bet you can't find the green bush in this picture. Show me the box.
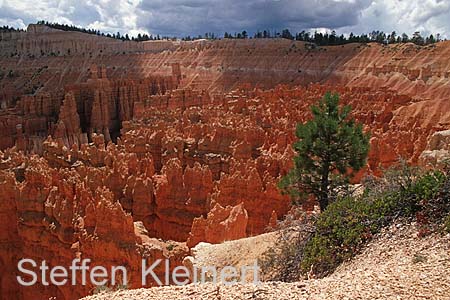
[300,169,445,277]
[428,175,450,232]
[300,196,371,276]
[263,163,449,281]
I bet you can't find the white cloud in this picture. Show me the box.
[0,0,149,36]
[341,0,450,37]
[0,17,26,28]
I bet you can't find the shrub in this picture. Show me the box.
[259,210,315,281]
[412,253,428,264]
[424,174,450,232]
[422,172,450,221]
[92,283,127,295]
[300,196,372,276]
[265,162,447,280]
[93,285,111,294]
[259,228,310,282]
[300,168,445,277]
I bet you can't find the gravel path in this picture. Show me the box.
[82,223,450,300]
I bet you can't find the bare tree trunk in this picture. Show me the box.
[320,163,330,211]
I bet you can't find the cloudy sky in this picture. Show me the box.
[0,0,449,38]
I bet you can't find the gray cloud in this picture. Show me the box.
[137,0,373,36]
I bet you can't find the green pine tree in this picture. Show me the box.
[279,92,370,211]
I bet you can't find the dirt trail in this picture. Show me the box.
[82,223,450,300]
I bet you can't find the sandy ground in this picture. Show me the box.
[82,223,450,300]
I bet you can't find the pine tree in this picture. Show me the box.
[412,31,424,45]
[349,32,355,42]
[426,34,436,44]
[281,29,294,40]
[401,33,409,43]
[279,92,370,211]
[388,31,396,44]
